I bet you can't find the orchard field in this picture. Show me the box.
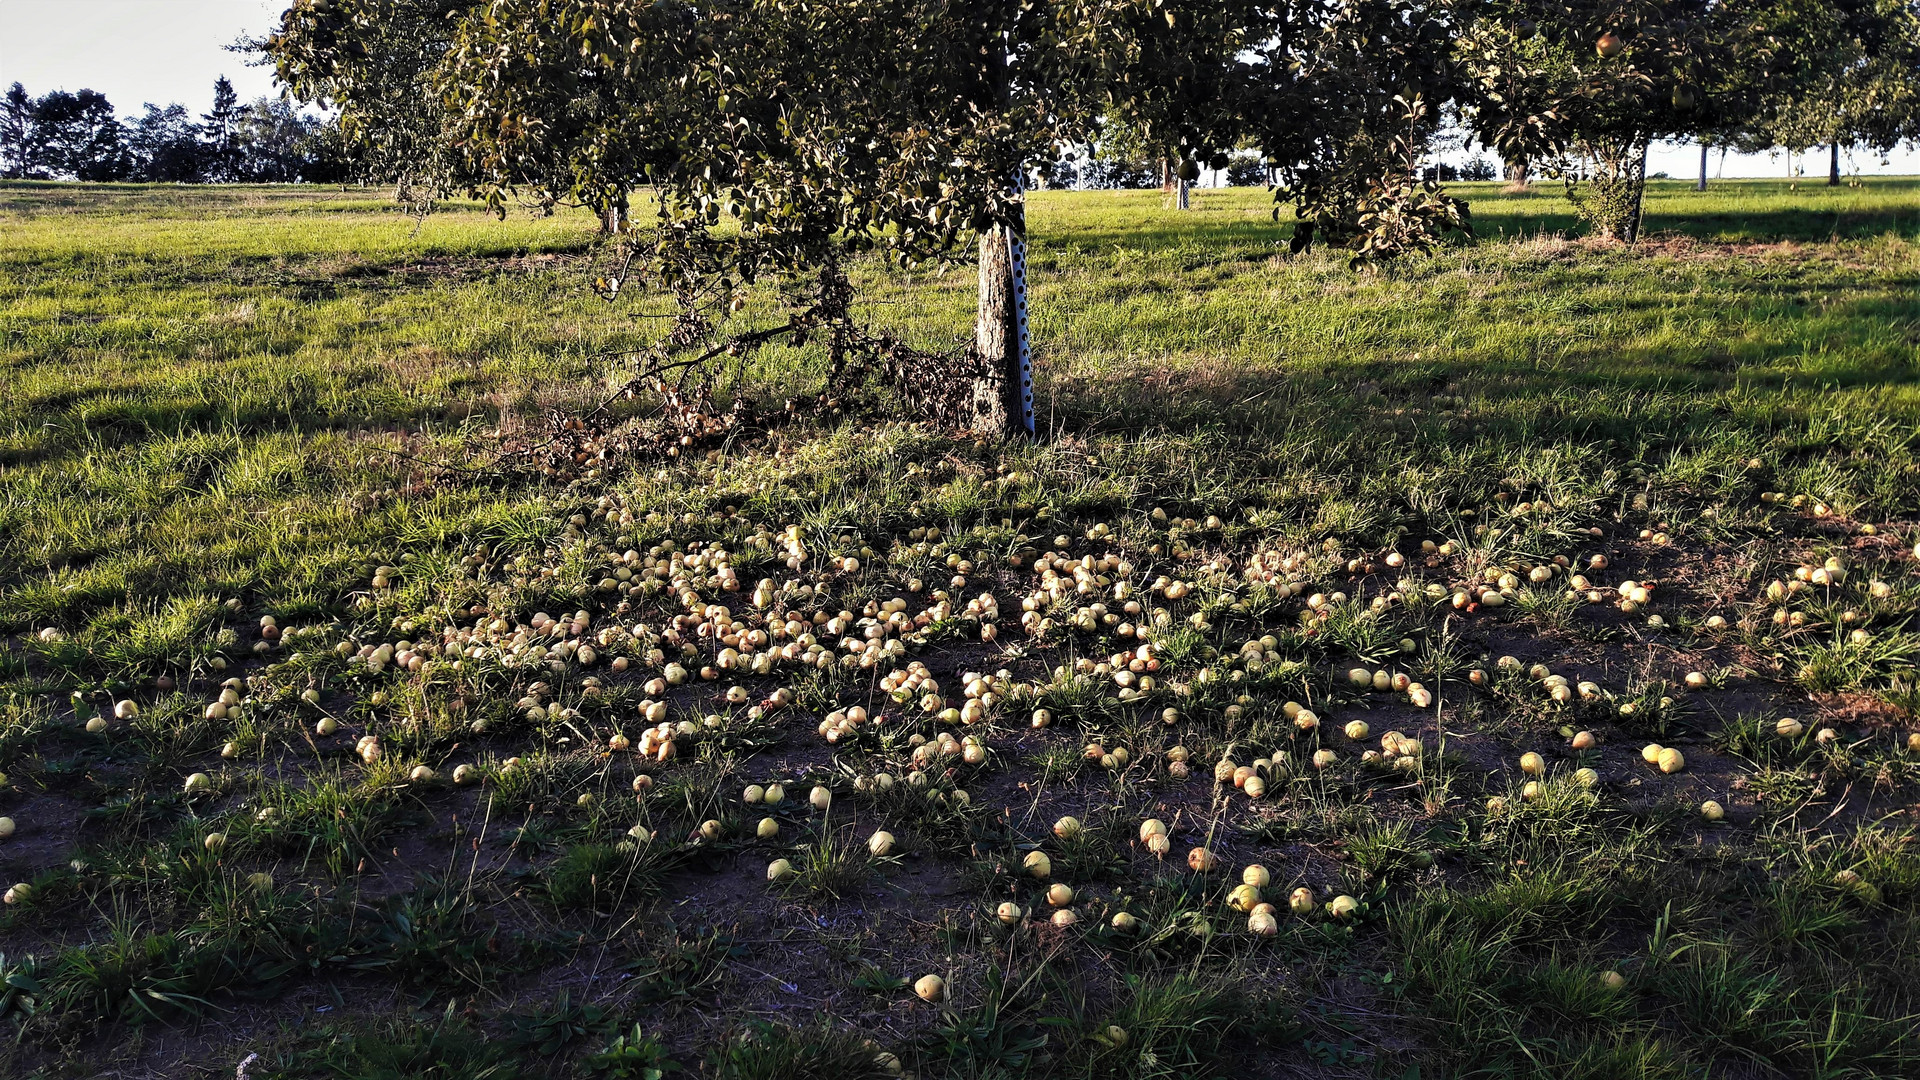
[3,178,1920,1079]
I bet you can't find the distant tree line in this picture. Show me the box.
[0,76,348,183]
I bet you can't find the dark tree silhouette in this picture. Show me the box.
[201,76,245,182]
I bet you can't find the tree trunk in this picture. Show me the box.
[1696,142,1709,191]
[1505,159,1530,188]
[971,219,1028,437]
[598,190,629,235]
[1176,176,1190,210]
[1627,141,1649,243]
[1158,158,1172,194]
[1828,142,1841,186]
[969,34,1029,440]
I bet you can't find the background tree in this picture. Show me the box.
[1734,0,1920,185]
[1074,136,1162,188]
[1,84,35,179]
[1083,119,1171,192]
[1459,0,1740,242]
[1224,152,1272,186]
[1459,156,1501,181]
[290,115,355,184]
[1093,3,1266,210]
[235,97,323,181]
[21,89,127,181]
[200,77,245,182]
[124,103,206,182]
[0,76,351,186]
[0,81,349,186]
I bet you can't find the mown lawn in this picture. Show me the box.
[1,178,1919,1079]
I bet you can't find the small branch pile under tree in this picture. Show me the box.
[499,246,988,482]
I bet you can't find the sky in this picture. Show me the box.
[1,0,283,115]
[3,1,1916,177]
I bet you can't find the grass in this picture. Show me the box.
[1,176,1919,1078]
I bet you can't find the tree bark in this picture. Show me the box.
[1697,142,1709,191]
[970,30,1028,440]
[971,222,1026,436]
[1176,176,1190,210]
[1828,142,1841,186]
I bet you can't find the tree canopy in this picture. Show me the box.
[264,0,470,198]
[1739,0,1920,168]
[1456,0,1745,239]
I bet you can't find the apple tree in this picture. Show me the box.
[1734,0,1920,185]
[1458,0,1736,241]
[270,0,1480,445]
